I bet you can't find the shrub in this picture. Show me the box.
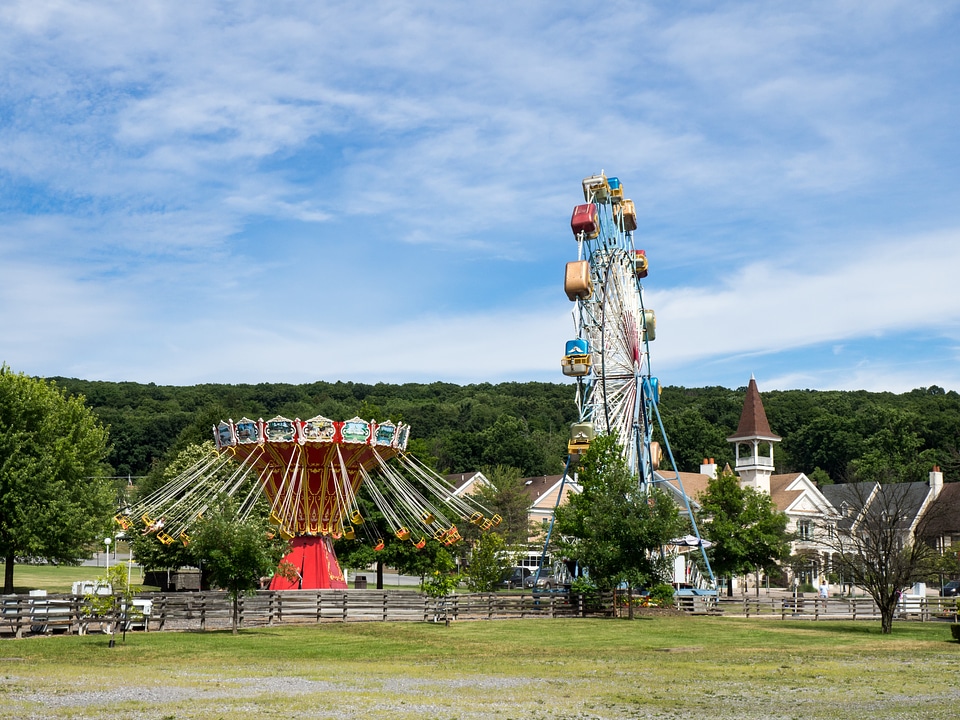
[648,583,677,608]
[951,624,960,642]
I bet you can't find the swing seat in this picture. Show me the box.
[374,539,385,551]
[350,510,363,524]
[343,525,356,540]
[413,537,426,549]
[395,527,410,541]
[491,514,503,526]
[469,511,484,526]
[114,514,132,530]
[421,512,436,524]
[157,532,175,545]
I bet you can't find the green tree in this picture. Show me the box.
[554,435,684,590]
[474,465,532,545]
[129,441,229,574]
[658,406,732,472]
[188,497,290,634]
[698,468,791,596]
[0,366,114,593]
[382,539,457,585]
[85,563,143,647]
[851,406,938,484]
[462,532,512,592]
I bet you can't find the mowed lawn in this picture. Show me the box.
[1,616,958,719]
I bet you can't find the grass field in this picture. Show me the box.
[1,616,958,719]
[1,562,127,594]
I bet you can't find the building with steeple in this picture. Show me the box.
[727,376,781,495]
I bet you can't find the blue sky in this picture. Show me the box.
[2,1,959,393]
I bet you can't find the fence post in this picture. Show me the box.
[14,597,26,638]
[341,591,348,622]
[382,592,388,622]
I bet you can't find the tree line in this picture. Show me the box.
[47,377,960,485]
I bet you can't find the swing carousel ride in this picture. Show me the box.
[116,416,497,589]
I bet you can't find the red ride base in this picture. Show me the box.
[269,535,348,590]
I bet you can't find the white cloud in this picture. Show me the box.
[650,228,960,372]
[1,2,959,392]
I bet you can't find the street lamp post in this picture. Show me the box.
[104,537,112,571]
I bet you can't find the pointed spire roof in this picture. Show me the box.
[727,377,781,442]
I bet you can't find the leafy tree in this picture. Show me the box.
[658,406,732,472]
[382,539,457,585]
[188,497,291,634]
[129,441,229,573]
[554,434,684,590]
[85,563,144,647]
[474,465,533,545]
[0,366,114,593]
[808,467,833,487]
[420,549,460,598]
[785,411,864,479]
[462,532,512,592]
[698,467,791,596]
[851,407,938,484]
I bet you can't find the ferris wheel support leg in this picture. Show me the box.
[647,395,718,591]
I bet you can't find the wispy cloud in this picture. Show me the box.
[1,1,959,391]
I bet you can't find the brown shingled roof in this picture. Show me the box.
[769,474,803,512]
[727,377,781,441]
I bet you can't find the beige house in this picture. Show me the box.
[447,470,581,543]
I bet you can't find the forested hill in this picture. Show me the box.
[47,378,960,486]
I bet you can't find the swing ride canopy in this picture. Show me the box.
[116,415,498,589]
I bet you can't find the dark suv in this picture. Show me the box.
[500,567,532,590]
[940,580,960,597]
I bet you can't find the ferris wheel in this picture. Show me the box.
[562,173,661,488]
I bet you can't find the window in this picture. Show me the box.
[798,519,813,541]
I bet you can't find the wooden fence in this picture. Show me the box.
[1,589,616,637]
[714,595,960,622]
[3,590,957,638]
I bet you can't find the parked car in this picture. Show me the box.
[940,580,960,597]
[524,569,558,590]
[500,567,532,590]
